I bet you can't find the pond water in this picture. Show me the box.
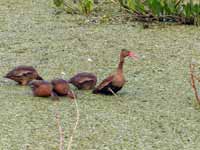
[0,0,200,149]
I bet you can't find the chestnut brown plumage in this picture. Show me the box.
[29,80,58,100]
[93,49,138,95]
[51,79,76,99]
[68,72,97,90]
[4,66,43,85]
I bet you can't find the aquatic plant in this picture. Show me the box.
[53,0,94,15]
[118,0,200,25]
[79,0,94,15]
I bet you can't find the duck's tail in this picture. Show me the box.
[36,75,43,80]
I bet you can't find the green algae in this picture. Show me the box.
[0,0,200,150]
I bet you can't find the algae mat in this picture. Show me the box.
[0,0,200,150]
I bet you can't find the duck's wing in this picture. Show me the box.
[15,70,36,77]
[93,75,114,92]
[68,72,97,83]
[29,80,47,88]
[76,77,96,84]
[5,66,37,78]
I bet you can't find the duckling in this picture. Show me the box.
[29,80,58,100]
[51,79,76,99]
[4,65,43,85]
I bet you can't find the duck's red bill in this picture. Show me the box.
[128,52,139,60]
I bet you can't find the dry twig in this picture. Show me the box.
[67,91,80,150]
[189,63,200,104]
[54,102,64,150]
[108,87,119,97]
[54,91,80,150]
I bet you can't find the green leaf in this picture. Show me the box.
[53,0,64,7]
[80,0,94,15]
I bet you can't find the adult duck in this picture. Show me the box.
[68,72,97,90]
[29,80,58,100]
[51,79,76,99]
[4,65,43,85]
[93,49,138,95]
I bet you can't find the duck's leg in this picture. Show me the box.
[21,80,29,86]
[108,88,119,97]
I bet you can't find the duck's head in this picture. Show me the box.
[121,49,139,60]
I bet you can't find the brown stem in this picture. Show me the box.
[190,64,200,104]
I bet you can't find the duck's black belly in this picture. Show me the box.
[99,84,122,95]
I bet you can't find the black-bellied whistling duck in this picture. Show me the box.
[29,80,58,100]
[68,72,97,90]
[4,66,43,85]
[93,49,138,95]
[51,79,76,99]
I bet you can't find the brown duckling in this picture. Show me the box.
[68,72,97,90]
[93,49,139,95]
[4,65,43,85]
[29,80,58,100]
[51,79,76,99]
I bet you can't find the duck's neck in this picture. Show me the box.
[117,56,124,74]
